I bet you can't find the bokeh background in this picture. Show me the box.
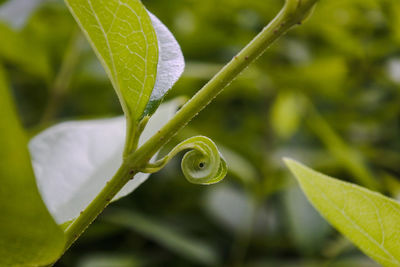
[1,0,400,266]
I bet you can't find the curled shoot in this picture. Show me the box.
[142,136,227,185]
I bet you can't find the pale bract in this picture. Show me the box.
[29,9,185,224]
[30,100,180,224]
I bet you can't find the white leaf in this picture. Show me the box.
[29,100,179,224]
[144,12,185,114]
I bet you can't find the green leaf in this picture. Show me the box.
[0,65,65,266]
[64,0,159,123]
[0,22,51,80]
[270,91,304,140]
[285,158,400,267]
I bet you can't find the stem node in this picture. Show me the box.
[63,0,319,251]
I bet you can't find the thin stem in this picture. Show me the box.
[40,29,84,125]
[64,162,135,248]
[63,0,319,251]
[126,0,318,166]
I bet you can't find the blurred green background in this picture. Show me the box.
[1,0,400,266]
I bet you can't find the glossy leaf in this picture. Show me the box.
[29,100,180,224]
[0,65,65,266]
[285,158,400,267]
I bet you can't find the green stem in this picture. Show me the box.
[40,29,84,125]
[126,0,318,166]
[64,162,134,248]
[63,0,319,251]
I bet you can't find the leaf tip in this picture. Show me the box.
[282,157,312,184]
[282,157,299,170]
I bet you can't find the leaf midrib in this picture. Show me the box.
[87,0,120,102]
[83,0,155,119]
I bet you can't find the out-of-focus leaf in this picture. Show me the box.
[203,184,255,234]
[104,209,220,266]
[270,91,304,139]
[284,186,331,254]
[183,61,222,79]
[386,59,400,84]
[0,65,65,266]
[0,0,42,29]
[285,158,400,267]
[0,22,51,79]
[29,100,180,224]
[219,144,258,186]
[306,102,380,191]
[299,57,348,96]
[382,173,400,201]
[386,1,400,45]
[77,253,140,267]
[247,257,380,267]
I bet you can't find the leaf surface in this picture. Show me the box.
[64,0,158,122]
[29,100,180,224]
[285,158,400,267]
[0,65,65,266]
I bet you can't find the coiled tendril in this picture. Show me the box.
[142,136,227,185]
